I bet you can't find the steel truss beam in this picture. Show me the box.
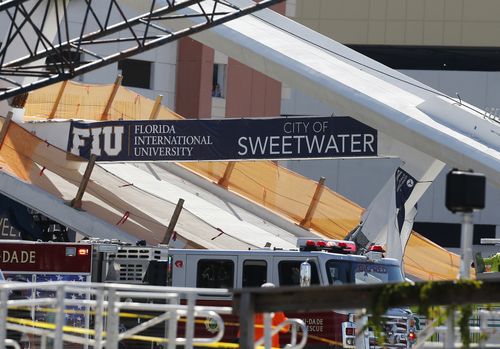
[0,0,284,101]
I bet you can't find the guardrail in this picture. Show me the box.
[232,279,500,349]
[0,281,308,349]
[0,281,232,349]
[414,309,500,348]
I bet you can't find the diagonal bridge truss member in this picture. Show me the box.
[0,0,284,101]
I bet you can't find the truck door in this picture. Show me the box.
[238,255,272,288]
[272,255,346,346]
[185,253,238,289]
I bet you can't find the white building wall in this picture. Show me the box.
[62,1,179,111]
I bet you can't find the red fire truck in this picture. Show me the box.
[0,238,417,348]
[0,241,93,348]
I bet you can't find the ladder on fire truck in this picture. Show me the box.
[0,281,308,349]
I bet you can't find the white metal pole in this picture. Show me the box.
[290,321,298,346]
[444,308,455,348]
[263,312,272,349]
[185,293,195,349]
[94,289,105,349]
[54,284,66,349]
[106,289,119,349]
[479,310,487,348]
[167,297,179,349]
[459,212,474,279]
[84,286,90,349]
[0,289,8,349]
[41,335,47,349]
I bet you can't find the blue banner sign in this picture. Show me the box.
[67,117,377,161]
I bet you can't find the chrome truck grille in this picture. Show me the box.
[342,311,418,348]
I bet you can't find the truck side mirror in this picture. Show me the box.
[300,259,311,287]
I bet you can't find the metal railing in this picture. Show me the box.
[414,309,500,348]
[233,280,500,349]
[0,281,232,349]
[255,317,308,349]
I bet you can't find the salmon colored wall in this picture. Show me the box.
[270,2,286,13]
[175,38,214,119]
[225,59,281,117]
[175,2,285,119]
[225,1,284,118]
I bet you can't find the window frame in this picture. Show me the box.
[277,259,320,287]
[196,258,235,289]
[242,259,268,288]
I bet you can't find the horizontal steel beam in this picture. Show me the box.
[0,0,31,12]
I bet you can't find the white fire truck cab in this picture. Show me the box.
[163,238,417,348]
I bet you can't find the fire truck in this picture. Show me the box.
[0,238,418,348]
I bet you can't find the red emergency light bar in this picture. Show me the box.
[365,244,385,261]
[369,245,385,253]
[299,239,356,254]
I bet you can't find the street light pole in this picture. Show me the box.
[444,169,486,348]
[445,169,486,280]
[459,212,474,279]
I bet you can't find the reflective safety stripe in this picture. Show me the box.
[8,311,343,347]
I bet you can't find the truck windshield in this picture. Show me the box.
[326,260,404,285]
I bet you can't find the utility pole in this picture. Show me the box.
[445,169,486,279]
[444,169,486,347]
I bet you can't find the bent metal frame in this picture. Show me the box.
[0,0,285,101]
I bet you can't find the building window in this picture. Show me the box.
[212,63,226,98]
[413,222,496,248]
[118,59,152,89]
[196,259,234,288]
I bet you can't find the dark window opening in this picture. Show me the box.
[143,260,168,286]
[278,260,320,286]
[348,45,500,71]
[242,260,267,287]
[413,222,496,248]
[196,259,234,288]
[212,63,226,98]
[118,59,152,89]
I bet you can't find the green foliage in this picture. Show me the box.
[367,280,484,348]
[458,304,473,348]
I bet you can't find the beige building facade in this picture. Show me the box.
[280,0,500,252]
[292,0,500,46]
